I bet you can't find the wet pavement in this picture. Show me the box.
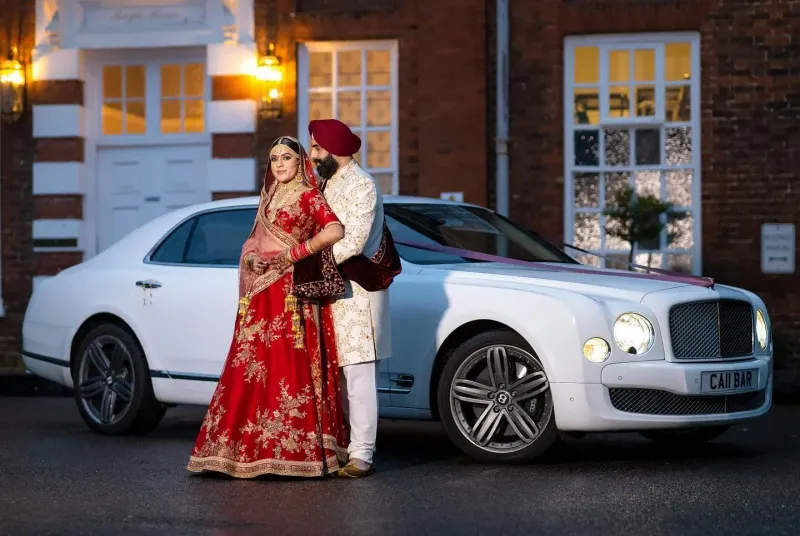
[1,397,799,536]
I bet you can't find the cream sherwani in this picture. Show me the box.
[323,159,391,367]
[322,159,389,465]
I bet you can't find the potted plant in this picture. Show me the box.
[603,185,674,270]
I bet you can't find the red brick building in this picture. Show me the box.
[1,0,798,389]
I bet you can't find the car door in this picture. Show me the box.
[383,214,457,411]
[139,206,257,399]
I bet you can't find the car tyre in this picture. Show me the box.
[72,323,166,435]
[639,425,730,446]
[437,330,559,464]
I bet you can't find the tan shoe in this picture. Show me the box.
[337,458,375,478]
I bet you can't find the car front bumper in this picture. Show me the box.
[551,357,772,432]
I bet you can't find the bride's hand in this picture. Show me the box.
[268,250,293,274]
[252,258,269,274]
[247,254,268,274]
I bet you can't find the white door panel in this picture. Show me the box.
[97,145,209,252]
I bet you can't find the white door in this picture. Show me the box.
[97,144,209,251]
[94,51,211,253]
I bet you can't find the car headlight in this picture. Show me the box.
[756,309,768,350]
[614,313,655,355]
[583,337,611,363]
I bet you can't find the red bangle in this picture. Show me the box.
[289,244,304,263]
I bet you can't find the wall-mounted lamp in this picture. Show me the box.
[0,47,26,123]
[255,54,283,120]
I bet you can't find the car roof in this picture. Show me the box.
[90,194,485,265]
[188,194,481,211]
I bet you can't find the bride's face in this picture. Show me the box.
[270,151,300,183]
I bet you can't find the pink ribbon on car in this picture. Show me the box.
[393,240,716,288]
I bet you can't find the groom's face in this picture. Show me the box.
[309,136,339,180]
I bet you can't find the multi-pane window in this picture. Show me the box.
[101,61,206,137]
[102,65,146,135]
[298,41,398,196]
[160,63,205,134]
[564,34,699,273]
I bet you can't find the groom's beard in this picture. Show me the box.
[314,154,339,180]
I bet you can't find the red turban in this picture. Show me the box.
[308,119,361,157]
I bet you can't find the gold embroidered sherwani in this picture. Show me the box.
[322,160,391,367]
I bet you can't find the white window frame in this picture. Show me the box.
[89,48,211,147]
[563,32,702,275]
[297,40,400,196]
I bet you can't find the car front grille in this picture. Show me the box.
[668,299,754,359]
[608,387,767,416]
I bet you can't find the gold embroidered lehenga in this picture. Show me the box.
[187,137,348,478]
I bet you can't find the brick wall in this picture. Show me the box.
[507,0,800,377]
[0,0,35,370]
[253,0,488,206]
[699,0,800,376]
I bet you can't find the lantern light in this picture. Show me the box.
[255,55,283,120]
[0,47,26,123]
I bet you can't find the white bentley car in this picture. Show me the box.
[22,196,773,463]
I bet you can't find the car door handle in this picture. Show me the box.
[135,279,162,289]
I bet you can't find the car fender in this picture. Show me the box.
[432,280,624,384]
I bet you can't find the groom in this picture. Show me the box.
[306,118,394,478]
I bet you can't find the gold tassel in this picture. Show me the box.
[238,294,251,327]
[285,294,305,349]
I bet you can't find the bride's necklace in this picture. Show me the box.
[267,176,303,221]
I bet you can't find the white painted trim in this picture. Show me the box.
[33,219,83,239]
[33,105,86,138]
[297,40,400,196]
[33,162,86,195]
[207,43,257,76]
[32,48,83,81]
[690,33,703,275]
[563,32,702,274]
[208,158,256,192]
[208,100,256,133]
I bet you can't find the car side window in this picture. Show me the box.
[149,218,196,264]
[184,208,257,266]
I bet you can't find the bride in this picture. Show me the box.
[187,136,348,478]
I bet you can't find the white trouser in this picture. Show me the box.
[340,361,379,464]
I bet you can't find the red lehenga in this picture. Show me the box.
[187,143,348,479]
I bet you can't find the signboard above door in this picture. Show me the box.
[79,1,208,33]
[40,0,241,50]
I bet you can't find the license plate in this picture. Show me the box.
[700,369,758,394]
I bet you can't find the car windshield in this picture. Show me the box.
[384,203,577,265]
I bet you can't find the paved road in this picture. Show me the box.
[1,397,799,536]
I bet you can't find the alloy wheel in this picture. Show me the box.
[77,335,136,426]
[450,345,553,454]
